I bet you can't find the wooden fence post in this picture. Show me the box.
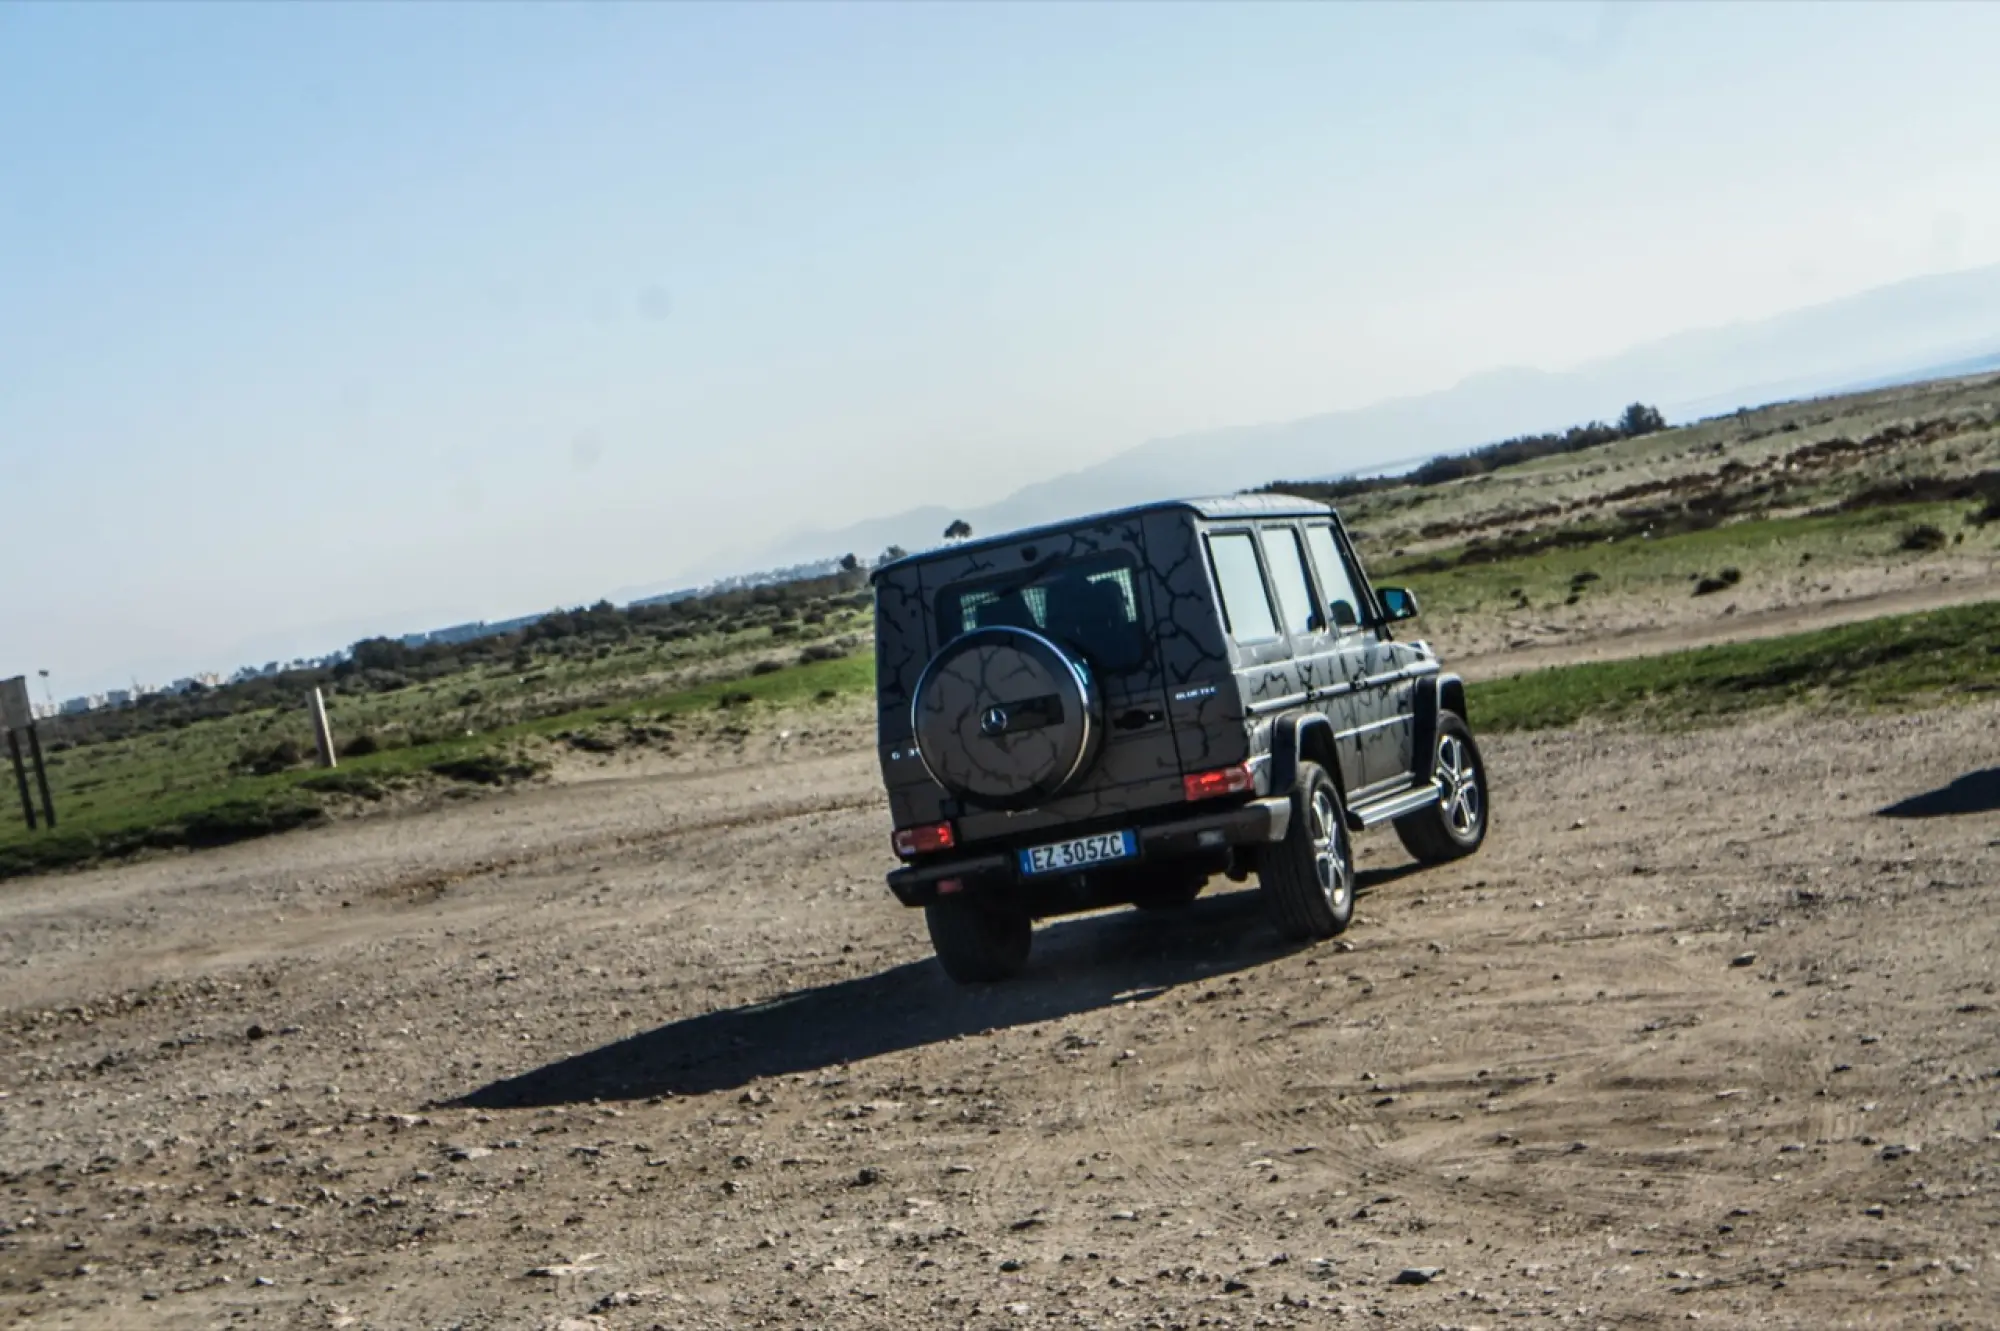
[25,724,54,828]
[5,730,35,831]
[309,688,337,768]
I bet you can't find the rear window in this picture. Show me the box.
[937,552,1147,672]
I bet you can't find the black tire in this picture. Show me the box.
[1128,867,1206,912]
[1259,760,1355,941]
[1394,711,1489,863]
[925,895,1032,983]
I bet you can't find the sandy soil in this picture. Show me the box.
[4,687,1998,1331]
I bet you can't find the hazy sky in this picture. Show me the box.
[4,1,1999,694]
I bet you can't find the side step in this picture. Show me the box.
[1344,782,1440,831]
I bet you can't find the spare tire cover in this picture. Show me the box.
[912,627,1102,811]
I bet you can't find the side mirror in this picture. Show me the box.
[1376,586,1421,622]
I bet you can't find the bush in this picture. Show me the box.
[175,796,324,848]
[237,738,305,776]
[300,770,387,801]
[1899,523,1948,552]
[429,753,545,786]
[339,733,382,759]
[717,691,755,709]
[797,642,847,665]
[750,660,786,676]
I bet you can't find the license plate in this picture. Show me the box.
[1018,830,1137,876]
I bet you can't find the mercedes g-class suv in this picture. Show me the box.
[871,495,1488,983]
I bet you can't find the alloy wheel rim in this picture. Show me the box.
[1437,734,1482,838]
[1309,787,1351,907]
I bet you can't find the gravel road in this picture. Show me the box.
[3,702,1997,1329]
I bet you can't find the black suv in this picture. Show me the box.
[870,495,1488,982]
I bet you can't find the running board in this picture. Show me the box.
[1345,782,1441,831]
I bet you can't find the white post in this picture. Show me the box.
[308,687,337,768]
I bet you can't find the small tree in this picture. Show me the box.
[1618,403,1667,437]
[880,545,908,564]
[839,553,860,572]
[944,519,973,542]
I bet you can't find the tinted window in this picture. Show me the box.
[1305,524,1364,630]
[1259,527,1320,636]
[938,553,1147,672]
[1206,532,1279,642]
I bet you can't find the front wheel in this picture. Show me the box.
[1259,760,1355,941]
[925,894,1032,983]
[1394,712,1489,863]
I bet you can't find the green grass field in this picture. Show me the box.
[0,651,875,881]
[1468,598,1999,732]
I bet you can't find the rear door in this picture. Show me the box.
[1203,524,1299,709]
[1255,523,1368,797]
[1303,520,1417,796]
[922,527,1185,838]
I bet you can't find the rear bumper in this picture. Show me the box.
[885,796,1292,908]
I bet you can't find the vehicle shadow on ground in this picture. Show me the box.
[454,865,1420,1108]
[1876,768,2000,819]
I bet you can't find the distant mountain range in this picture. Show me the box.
[655,263,2000,588]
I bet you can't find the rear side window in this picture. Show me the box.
[1304,524,1365,630]
[937,552,1147,672]
[1206,532,1280,643]
[1259,527,1321,636]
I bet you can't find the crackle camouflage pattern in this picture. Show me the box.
[911,628,1100,810]
[872,496,1434,847]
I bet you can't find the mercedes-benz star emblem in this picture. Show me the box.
[980,705,1010,737]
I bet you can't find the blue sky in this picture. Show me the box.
[4,1,1999,694]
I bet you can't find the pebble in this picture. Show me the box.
[1730,953,1757,967]
[1392,1266,1441,1285]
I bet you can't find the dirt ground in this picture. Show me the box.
[3,694,1998,1331]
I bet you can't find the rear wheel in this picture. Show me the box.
[1259,761,1355,941]
[1394,712,1488,863]
[925,895,1032,983]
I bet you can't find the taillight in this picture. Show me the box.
[893,821,956,858]
[1183,763,1254,802]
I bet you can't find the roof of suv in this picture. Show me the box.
[869,493,1334,582]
